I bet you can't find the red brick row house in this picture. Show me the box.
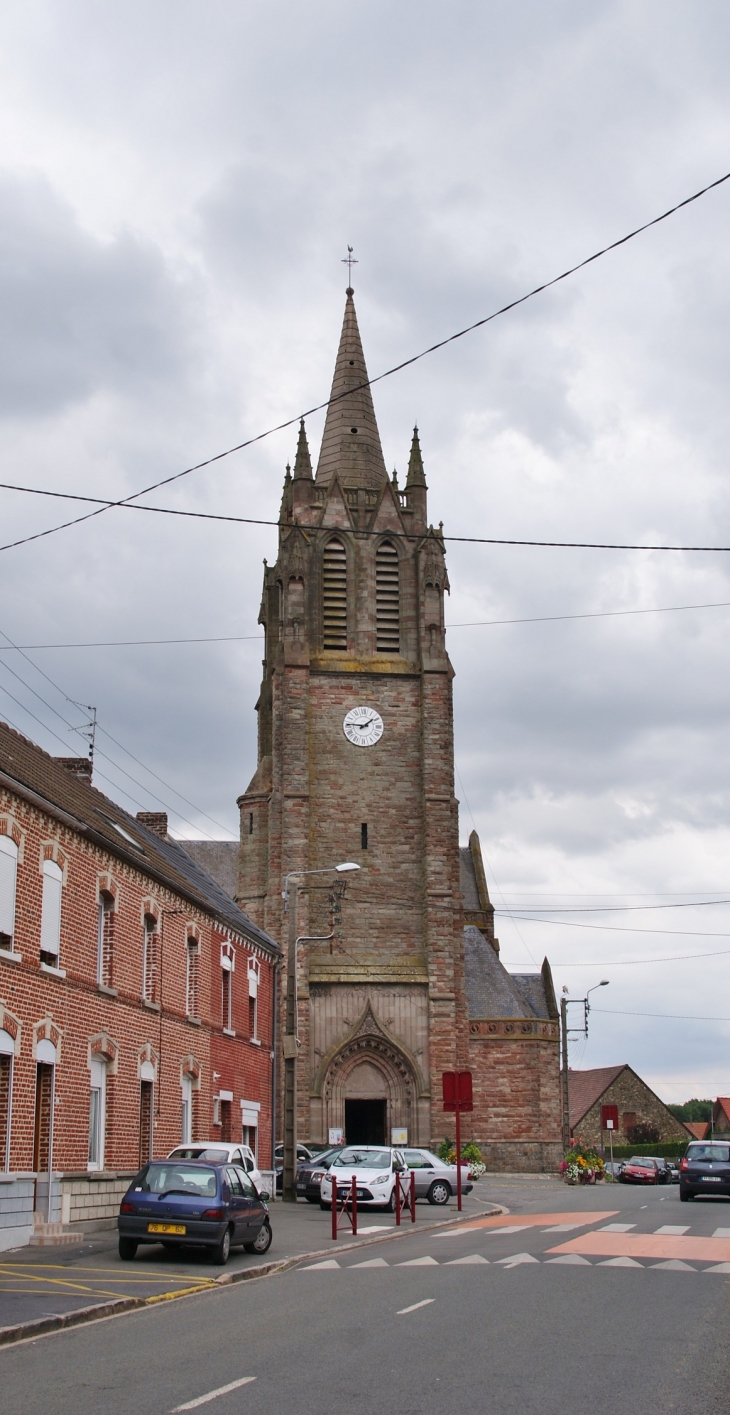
[0,721,280,1249]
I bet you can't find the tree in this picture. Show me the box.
[667,1099,713,1123]
[626,1121,661,1145]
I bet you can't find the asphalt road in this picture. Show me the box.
[3,1180,730,1414]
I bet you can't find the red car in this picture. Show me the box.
[620,1156,660,1185]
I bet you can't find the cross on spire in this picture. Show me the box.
[341,245,358,290]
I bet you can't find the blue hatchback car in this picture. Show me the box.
[118,1158,272,1265]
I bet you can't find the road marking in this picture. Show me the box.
[598,1257,644,1268]
[453,1211,618,1232]
[545,1254,592,1266]
[651,1259,695,1271]
[496,1253,540,1268]
[396,1256,439,1266]
[397,1299,435,1315]
[433,1226,483,1237]
[705,1262,730,1273]
[171,1377,256,1410]
[599,1223,635,1232]
[445,1254,490,1265]
[654,1226,689,1235]
[713,1228,730,1238]
[349,1258,389,1268]
[542,1223,585,1232]
[300,1259,340,1269]
[482,1225,530,1236]
[357,1225,392,1233]
[547,1233,730,1262]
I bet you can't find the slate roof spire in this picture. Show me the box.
[405,424,427,488]
[292,418,313,480]
[315,288,388,490]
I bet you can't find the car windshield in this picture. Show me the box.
[332,1149,392,1169]
[688,1144,730,1162]
[139,1164,218,1196]
[169,1147,230,1163]
[629,1158,656,1168]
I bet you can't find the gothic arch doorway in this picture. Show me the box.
[322,1034,418,1146]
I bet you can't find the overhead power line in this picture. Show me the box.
[592,1007,730,1023]
[1,168,729,557]
[500,913,730,937]
[496,898,730,914]
[554,947,730,965]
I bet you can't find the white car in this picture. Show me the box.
[167,1142,268,1197]
[319,1146,410,1211]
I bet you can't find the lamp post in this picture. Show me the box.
[560,980,609,1150]
[281,862,360,1202]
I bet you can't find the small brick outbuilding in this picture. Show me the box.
[568,1064,691,1148]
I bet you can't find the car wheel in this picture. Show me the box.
[209,1226,232,1265]
[385,1189,397,1212]
[320,1200,330,1210]
[244,1222,272,1255]
[427,1180,451,1206]
[118,1237,137,1261]
[680,1189,692,1202]
[306,1196,320,1204]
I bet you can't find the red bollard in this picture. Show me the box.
[331,1174,338,1240]
[395,1170,401,1226]
[351,1174,358,1236]
[410,1170,416,1223]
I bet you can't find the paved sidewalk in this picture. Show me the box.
[0,1187,499,1338]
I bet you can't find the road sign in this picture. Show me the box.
[442,1071,473,1112]
[601,1104,619,1131]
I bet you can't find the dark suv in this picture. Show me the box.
[680,1141,730,1200]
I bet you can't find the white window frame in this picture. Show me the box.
[186,937,199,1017]
[40,859,63,962]
[88,1058,107,1171]
[0,1030,14,1172]
[142,914,158,1002]
[222,965,232,1031]
[247,959,260,1040]
[0,836,18,954]
[97,893,113,986]
[181,1074,193,1144]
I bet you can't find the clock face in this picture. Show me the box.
[343,705,384,748]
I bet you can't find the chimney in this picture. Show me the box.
[55,757,92,783]
[136,812,168,838]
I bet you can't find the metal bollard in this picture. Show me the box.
[331,1174,338,1240]
[351,1174,358,1236]
[410,1169,416,1222]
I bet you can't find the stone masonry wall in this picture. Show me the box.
[573,1067,690,1149]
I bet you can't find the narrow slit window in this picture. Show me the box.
[322,538,347,649]
[361,823,368,850]
[376,541,399,652]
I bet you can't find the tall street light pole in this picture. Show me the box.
[560,980,609,1152]
[281,862,360,1202]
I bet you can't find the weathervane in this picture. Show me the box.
[341,245,358,287]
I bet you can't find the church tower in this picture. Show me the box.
[237,285,467,1148]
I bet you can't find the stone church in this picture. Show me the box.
[192,286,562,1171]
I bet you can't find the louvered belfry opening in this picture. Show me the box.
[376,540,400,652]
[322,537,348,649]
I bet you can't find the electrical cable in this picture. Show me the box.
[591,1007,730,1023]
[496,899,730,914]
[1,167,729,557]
[554,947,730,965]
[498,914,730,936]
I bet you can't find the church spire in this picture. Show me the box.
[292,418,313,480]
[405,425,427,489]
[315,288,388,490]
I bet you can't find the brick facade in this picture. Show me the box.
[0,726,279,1247]
[569,1065,691,1148]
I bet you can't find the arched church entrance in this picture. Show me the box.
[322,1034,418,1147]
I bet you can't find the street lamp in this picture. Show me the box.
[281,862,360,1202]
[560,980,610,1151]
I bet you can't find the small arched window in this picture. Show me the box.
[376,541,400,653]
[0,835,18,953]
[322,538,347,650]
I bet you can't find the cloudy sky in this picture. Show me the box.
[2,0,730,1103]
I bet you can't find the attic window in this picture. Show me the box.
[98,814,145,852]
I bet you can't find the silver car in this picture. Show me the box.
[403,1148,474,1205]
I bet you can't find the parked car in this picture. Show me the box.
[680,1141,730,1201]
[319,1146,409,1211]
[619,1156,661,1184]
[167,1142,268,1198]
[604,1161,625,1179]
[118,1158,272,1264]
[402,1148,473,1205]
[665,1161,680,1184]
[295,1146,346,1202]
[275,1143,313,1193]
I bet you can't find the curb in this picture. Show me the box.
[0,1203,507,1349]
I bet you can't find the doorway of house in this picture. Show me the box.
[345,1098,386,1145]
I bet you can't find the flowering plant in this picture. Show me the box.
[560,1140,604,1183]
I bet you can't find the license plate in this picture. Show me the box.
[356,1190,367,1199]
[148,1222,187,1234]
[701,1177,721,1182]
[296,1184,306,1191]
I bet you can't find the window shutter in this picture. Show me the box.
[376,541,399,652]
[322,539,347,649]
[40,861,63,957]
[248,964,258,998]
[0,837,18,941]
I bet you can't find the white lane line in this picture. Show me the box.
[397,1299,435,1315]
[396,1256,439,1266]
[542,1223,585,1232]
[713,1228,730,1238]
[654,1225,689,1236]
[495,1253,540,1268]
[433,1226,482,1237]
[484,1225,529,1236]
[171,1377,256,1411]
[599,1223,636,1232]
